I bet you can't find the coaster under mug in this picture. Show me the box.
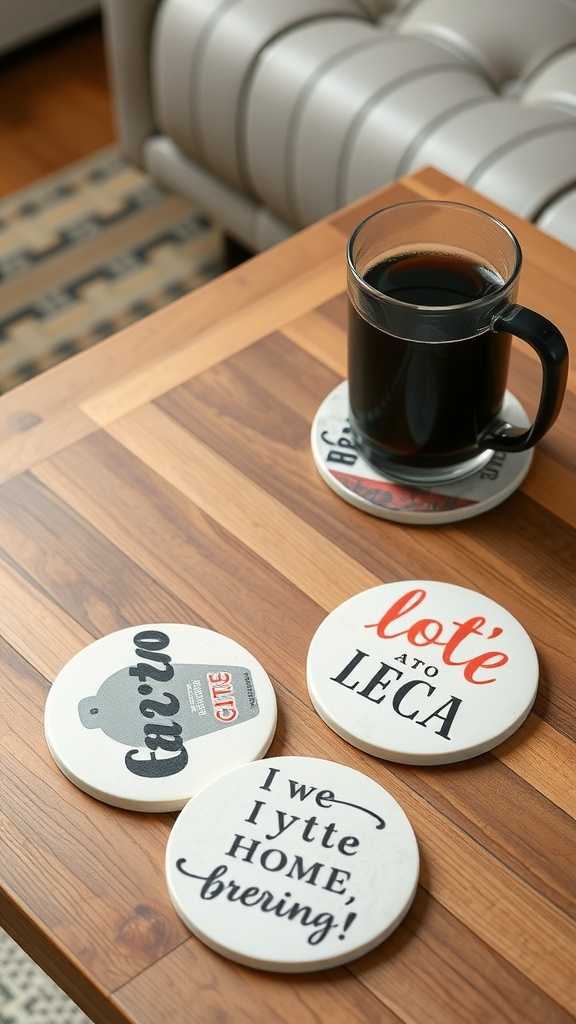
[311,381,533,525]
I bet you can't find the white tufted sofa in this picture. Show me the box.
[102,0,576,252]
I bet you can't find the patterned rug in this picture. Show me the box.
[0,929,91,1023]
[0,146,225,393]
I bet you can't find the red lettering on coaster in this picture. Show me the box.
[307,581,538,765]
[365,586,508,684]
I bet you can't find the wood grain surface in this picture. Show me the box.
[0,169,574,1024]
[0,16,114,198]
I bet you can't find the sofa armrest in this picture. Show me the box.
[101,0,161,163]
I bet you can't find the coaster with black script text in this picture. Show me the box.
[311,381,533,524]
[306,581,538,765]
[44,624,277,811]
[165,756,419,972]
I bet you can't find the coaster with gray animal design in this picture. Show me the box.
[44,624,277,811]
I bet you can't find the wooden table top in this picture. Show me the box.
[0,168,574,1024]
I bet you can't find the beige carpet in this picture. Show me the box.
[0,146,225,393]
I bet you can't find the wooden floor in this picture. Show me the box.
[0,15,116,199]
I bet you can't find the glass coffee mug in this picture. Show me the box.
[347,201,569,483]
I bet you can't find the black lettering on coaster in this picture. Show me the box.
[311,382,533,524]
[165,756,419,971]
[307,581,538,765]
[44,624,277,811]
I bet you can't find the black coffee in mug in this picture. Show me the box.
[349,251,510,468]
[347,202,568,484]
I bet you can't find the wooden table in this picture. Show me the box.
[0,169,574,1024]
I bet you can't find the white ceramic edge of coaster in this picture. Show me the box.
[44,624,278,812]
[165,756,420,972]
[45,721,278,812]
[306,679,537,766]
[44,731,136,811]
[165,862,420,972]
[306,581,539,766]
[310,382,533,525]
[312,446,533,526]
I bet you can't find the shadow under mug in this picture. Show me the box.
[347,201,569,484]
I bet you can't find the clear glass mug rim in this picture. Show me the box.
[347,200,523,313]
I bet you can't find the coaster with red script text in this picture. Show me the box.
[306,581,538,765]
[311,381,533,524]
[44,623,277,811]
[165,756,419,972]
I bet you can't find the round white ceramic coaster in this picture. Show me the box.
[311,381,533,524]
[307,581,538,765]
[44,624,277,811]
[166,755,419,972]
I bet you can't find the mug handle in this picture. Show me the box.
[480,304,569,453]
